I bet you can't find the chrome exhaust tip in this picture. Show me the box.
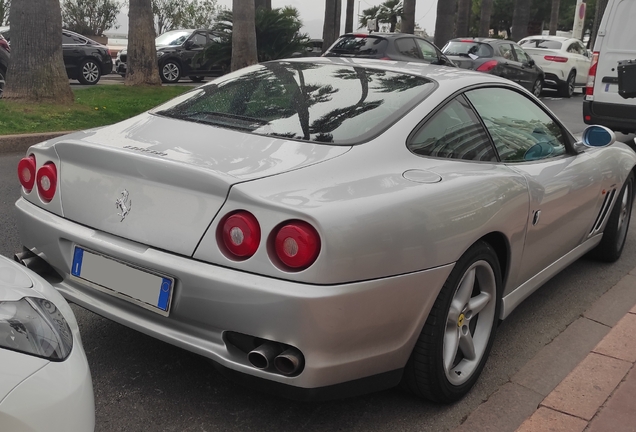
[247,342,283,370]
[274,348,304,375]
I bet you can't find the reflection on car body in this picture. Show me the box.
[15,57,636,404]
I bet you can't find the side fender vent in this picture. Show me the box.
[590,188,616,235]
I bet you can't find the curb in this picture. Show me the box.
[0,131,73,155]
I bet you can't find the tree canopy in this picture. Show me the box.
[61,0,121,36]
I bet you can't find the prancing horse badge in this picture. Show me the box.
[115,189,132,222]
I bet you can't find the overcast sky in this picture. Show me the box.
[111,0,438,39]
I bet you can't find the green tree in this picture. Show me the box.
[203,7,309,72]
[179,0,219,29]
[377,0,403,33]
[152,0,182,35]
[126,0,161,85]
[359,5,380,30]
[0,0,9,25]
[4,0,73,103]
[61,0,121,36]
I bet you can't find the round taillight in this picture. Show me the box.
[221,211,261,259]
[36,163,58,203]
[274,221,321,270]
[17,155,36,192]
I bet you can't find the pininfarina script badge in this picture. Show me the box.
[115,189,132,222]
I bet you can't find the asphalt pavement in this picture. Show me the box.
[1,93,635,431]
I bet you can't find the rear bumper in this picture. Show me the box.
[15,197,452,398]
[583,99,636,133]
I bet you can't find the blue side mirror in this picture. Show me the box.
[581,125,616,147]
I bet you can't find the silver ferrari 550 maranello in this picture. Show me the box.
[14,57,636,403]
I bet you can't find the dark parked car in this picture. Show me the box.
[0,27,112,85]
[324,33,455,67]
[442,38,544,97]
[62,30,112,85]
[116,29,223,83]
[0,33,8,97]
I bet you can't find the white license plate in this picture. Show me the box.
[71,246,174,316]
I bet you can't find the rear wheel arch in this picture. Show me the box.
[478,232,510,290]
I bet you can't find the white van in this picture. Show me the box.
[583,0,636,134]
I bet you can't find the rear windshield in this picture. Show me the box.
[327,35,388,57]
[153,62,435,145]
[442,41,493,58]
[518,39,562,50]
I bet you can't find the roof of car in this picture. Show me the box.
[341,32,430,40]
[450,37,500,43]
[521,35,571,42]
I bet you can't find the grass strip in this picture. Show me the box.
[0,85,190,135]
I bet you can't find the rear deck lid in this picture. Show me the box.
[53,113,349,256]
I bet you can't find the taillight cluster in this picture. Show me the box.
[586,52,599,97]
[18,155,58,202]
[544,55,568,63]
[218,211,321,271]
[477,60,498,72]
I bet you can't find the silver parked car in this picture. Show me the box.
[14,58,636,403]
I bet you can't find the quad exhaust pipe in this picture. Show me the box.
[247,342,304,376]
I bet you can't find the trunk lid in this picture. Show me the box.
[54,113,350,256]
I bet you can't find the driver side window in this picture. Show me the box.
[466,88,567,162]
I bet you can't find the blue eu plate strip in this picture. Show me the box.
[157,278,172,311]
[71,248,84,277]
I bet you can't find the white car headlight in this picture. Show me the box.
[0,297,73,361]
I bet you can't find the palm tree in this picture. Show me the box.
[126,0,161,86]
[4,0,74,102]
[456,0,472,37]
[434,0,457,48]
[345,0,355,33]
[359,5,380,31]
[402,0,416,34]
[231,0,257,71]
[511,0,532,41]
[377,0,403,33]
[478,0,494,37]
[549,0,560,35]
[254,0,270,11]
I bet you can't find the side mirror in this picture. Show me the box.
[575,125,616,152]
[527,59,535,66]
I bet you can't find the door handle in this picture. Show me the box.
[532,210,541,226]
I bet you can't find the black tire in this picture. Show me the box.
[558,71,576,98]
[591,173,634,262]
[402,241,502,403]
[189,76,204,82]
[532,78,543,98]
[77,59,101,85]
[160,61,181,83]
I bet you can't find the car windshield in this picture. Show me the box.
[155,30,193,46]
[442,41,493,57]
[519,39,562,50]
[327,35,388,56]
[154,62,435,145]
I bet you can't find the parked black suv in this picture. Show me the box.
[324,33,455,67]
[0,27,112,85]
[116,29,223,83]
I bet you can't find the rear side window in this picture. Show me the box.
[327,36,388,56]
[155,62,435,145]
[395,38,420,59]
[408,96,496,162]
[519,39,562,50]
[416,39,439,63]
[442,41,493,57]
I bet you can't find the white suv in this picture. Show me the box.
[519,35,591,98]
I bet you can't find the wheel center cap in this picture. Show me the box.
[458,313,465,327]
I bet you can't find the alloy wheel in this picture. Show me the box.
[82,61,100,83]
[162,63,180,82]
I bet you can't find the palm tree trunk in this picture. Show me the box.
[549,0,560,35]
[478,0,494,37]
[4,0,74,103]
[511,0,532,42]
[402,0,416,34]
[231,0,258,71]
[345,0,355,33]
[126,0,161,86]
[322,0,341,52]
[590,0,608,49]
[456,0,472,37]
[434,0,458,48]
